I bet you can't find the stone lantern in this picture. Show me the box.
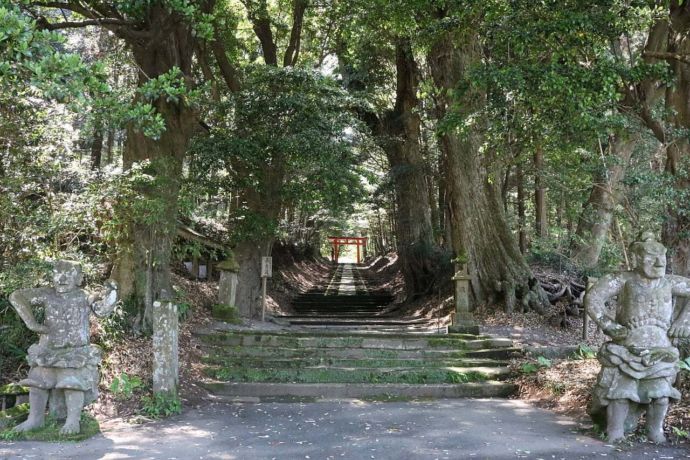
[217,252,240,308]
[448,263,479,335]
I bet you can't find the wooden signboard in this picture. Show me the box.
[261,257,272,278]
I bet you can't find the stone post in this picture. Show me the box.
[448,263,480,335]
[217,253,240,308]
[152,297,178,395]
[582,276,598,340]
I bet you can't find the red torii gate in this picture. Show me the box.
[328,236,368,264]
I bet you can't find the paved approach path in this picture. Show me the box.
[2,399,689,460]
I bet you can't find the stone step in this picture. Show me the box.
[294,294,393,300]
[291,307,392,312]
[202,365,507,385]
[276,308,396,316]
[198,331,513,350]
[289,309,392,314]
[199,329,486,340]
[292,304,391,310]
[201,344,520,361]
[202,355,510,370]
[201,381,518,400]
[296,325,445,333]
[276,318,433,326]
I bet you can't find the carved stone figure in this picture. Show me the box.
[9,260,118,435]
[586,233,690,443]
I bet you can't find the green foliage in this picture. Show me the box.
[0,260,52,379]
[547,381,566,395]
[521,356,552,374]
[211,304,242,324]
[0,2,103,103]
[0,403,29,431]
[93,160,179,259]
[672,426,690,440]
[212,366,488,384]
[138,67,203,108]
[94,297,140,350]
[110,372,145,399]
[678,356,690,372]
[521,362,539,374]
[140,392,182,419]
[575,344,597,360]
[536,356,552,368]
[189,65,371,244]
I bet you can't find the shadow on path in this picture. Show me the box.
[2,399,688,459]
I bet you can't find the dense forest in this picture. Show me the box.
[2,0,690,395]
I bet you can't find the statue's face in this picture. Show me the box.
[53,262,82,293]
[638,249,666,279]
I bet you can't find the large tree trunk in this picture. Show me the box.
[90,120,103,170]
[534,146,548,238]
[380,40,437,299]
[233,238,269,317]
[232,173,283,317]
[662,3,690,278]
[112,10,196,333]
[516,162,527,254]
[570,134,637,269]
[427,25,548,313]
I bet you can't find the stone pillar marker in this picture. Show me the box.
[448,263,480,335]
[217,253,240,308]
[152,292,178,395]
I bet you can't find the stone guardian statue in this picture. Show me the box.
[9,260,118,435]
[585,232,690,443]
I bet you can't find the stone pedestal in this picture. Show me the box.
[219,271,239,307]
[448,264,480,335]
[217,255,240,308]
[152,299,178,394]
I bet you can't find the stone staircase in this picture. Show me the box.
[195,263,519,401]
[273,263,438,332]
[195,330,520,401]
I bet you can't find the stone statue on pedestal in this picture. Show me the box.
[9,260,118,435]
[586,232,690,443]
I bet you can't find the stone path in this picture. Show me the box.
[2,399,688,459]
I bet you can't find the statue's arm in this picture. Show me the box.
[90,280,119,317]
[585,274,626,338]
[669,275,690,338]
[8,288,51,333]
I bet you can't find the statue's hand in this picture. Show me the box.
[647,348,678,364]
[604,324,628,341]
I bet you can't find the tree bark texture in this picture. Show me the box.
[427,27,548,313]
[516,163,527,254]
[90,120,103,170]
[112,8,197,331]
[534,147,548,238]
[662,2,690,279]
[231,169,283,317]
[571,135,637,269]
[379,40,438,299]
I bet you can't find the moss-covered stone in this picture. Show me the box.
[211,304,242,324]
[0,384,29,396]
[0,413,100,442]
[427,338,469,349]
[0,403,29,429]
[216,252,239,273]
[211,366,488,384]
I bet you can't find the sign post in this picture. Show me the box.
[261,257,272,321]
